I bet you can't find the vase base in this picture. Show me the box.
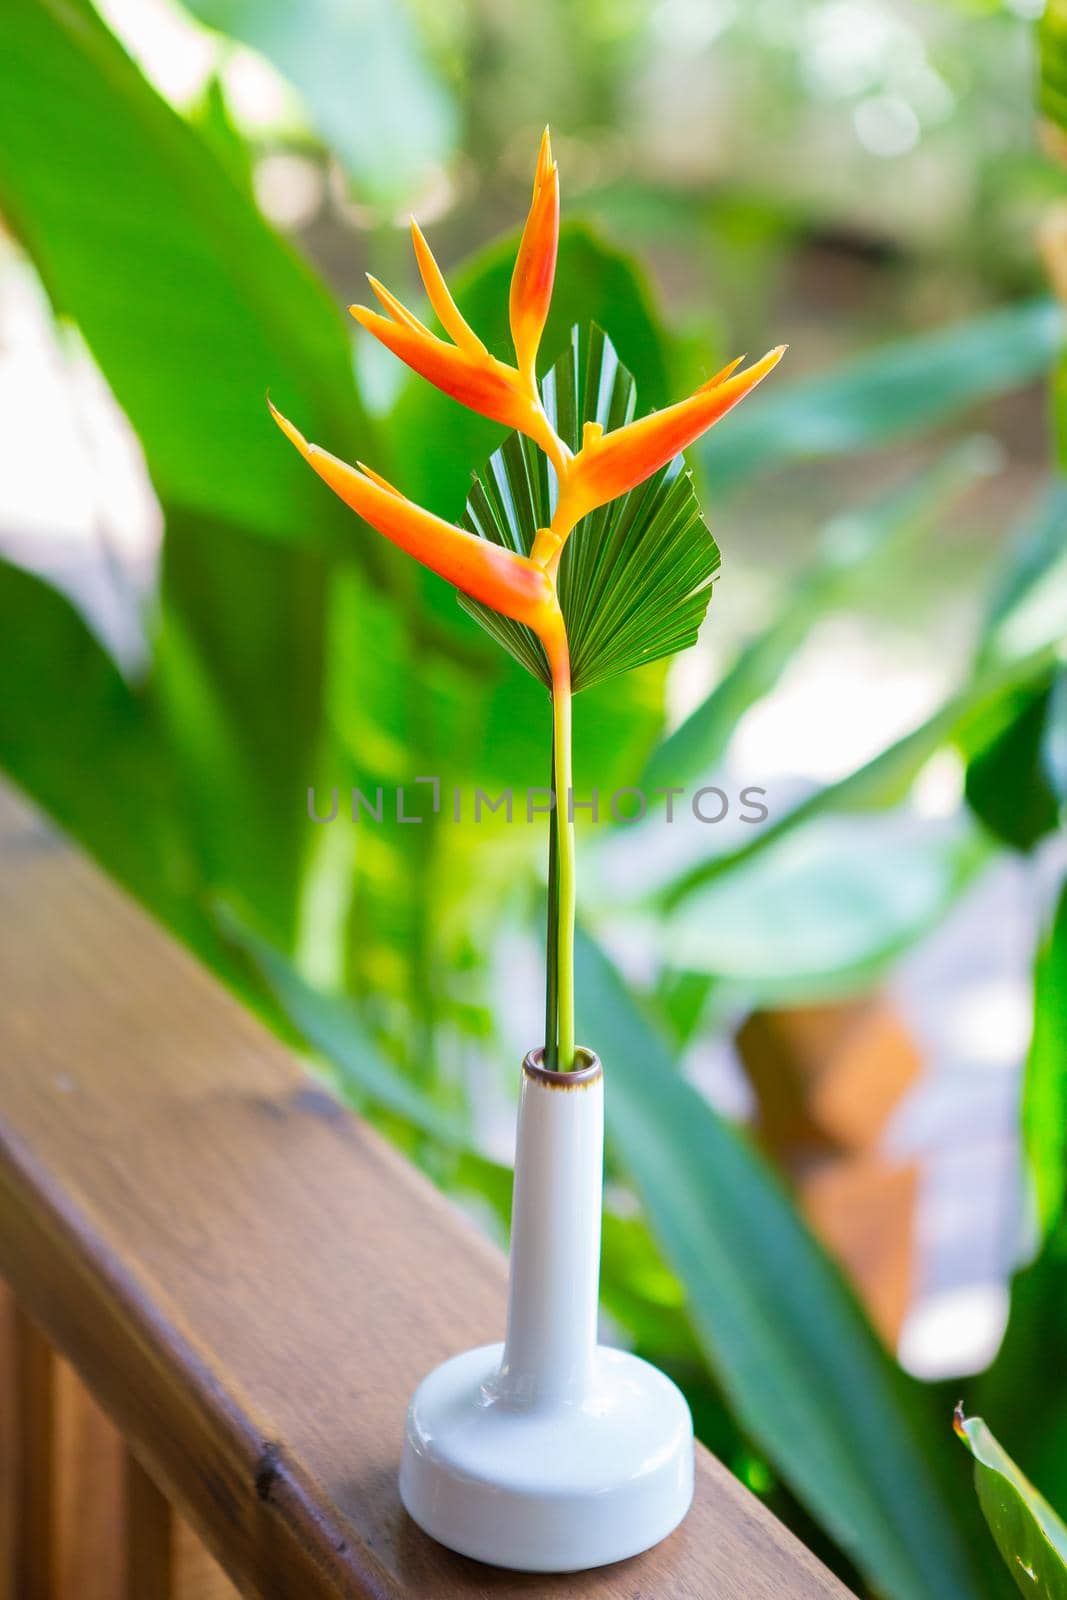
[399,1342,694,1572]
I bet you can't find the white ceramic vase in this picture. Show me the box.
[399,1047,694,1572]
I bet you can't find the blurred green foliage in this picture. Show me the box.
[0,1,1065,1596]
[955,1412,1067,1599]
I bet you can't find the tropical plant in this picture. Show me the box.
[268,128,783,1070]
[1,3,1065,1597]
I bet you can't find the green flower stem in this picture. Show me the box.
[550,662,576,1070]
[544,744,559,1070]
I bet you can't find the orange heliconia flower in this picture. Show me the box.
[347,127,782,572]
[268,402,566,662]
[534,345,786,569]
[272,127,782,677]
[509,127,559,387]
[348,130,566,473]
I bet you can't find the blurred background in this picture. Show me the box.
[1,1,1066,1595]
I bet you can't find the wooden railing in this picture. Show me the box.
[0,779,855,1599]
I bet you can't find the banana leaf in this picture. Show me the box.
[703,300,1062,492]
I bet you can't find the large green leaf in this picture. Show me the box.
[659,813,988,1003]
[971,887,1067,1517]
[0,0,405,948]
[1023,880,1067,1238]
[947,482,1067,850]
[575,931,1001,1600]
[0,558,237,975]
[651,476,1067,911]
[184,0,457,206]
[227,909,533,1242]
[1045,668,1067,805]
[1041,0,1067,134]
[154,517,332,945]
[230,914,473,1145]
[964,680,1061,852]
[956,1412,1067,1600]
[385,221,671,521]
[703,300,1063,493]
[974,1217,1067,1522]
[657,643,1057,910]
[460,326,719,694]
[977,484,1067,669]
[0,0,372,544]
[641,439,993,791]
[964,487,1067,848]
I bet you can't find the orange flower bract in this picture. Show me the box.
[347,135,568,474]
[268,402,560,640]
[271,126,784,648]
[548,344,787,545]
[509,127,559,384]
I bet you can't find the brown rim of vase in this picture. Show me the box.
[522,1046,602,1088]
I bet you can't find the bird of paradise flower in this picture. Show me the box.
[270,129,784,1071]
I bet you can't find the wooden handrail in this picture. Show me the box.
[0,779,854,1598]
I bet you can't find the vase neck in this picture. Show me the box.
[495,1049,603,1406]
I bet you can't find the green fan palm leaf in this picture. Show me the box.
[460,326,721,694]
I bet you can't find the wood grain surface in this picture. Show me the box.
[0,781,855,1599]
[125,1447,239,1600]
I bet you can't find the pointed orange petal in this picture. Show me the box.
[557,346,786,526]
[268,401,555,628]
[355,459,404,496]
[409,220,486,355]
[267,396,310,456]
[533,126,553,196]
[510,145,559,379]
[365,275,434,338]
[350,304,537,435]
[700,354,745,390]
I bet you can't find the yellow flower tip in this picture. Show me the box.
[267,396,310,457]
[700,344,786,393]
[364,276,395,319]
[700,355,746,391]
[406,217,487,357]
[535,125,554,192]
[581,420,604,447]
[355,460,403,497]
[349,301,409,344]
[510,136,560,379]
[746,344,787,383]
[364,274,432,336]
